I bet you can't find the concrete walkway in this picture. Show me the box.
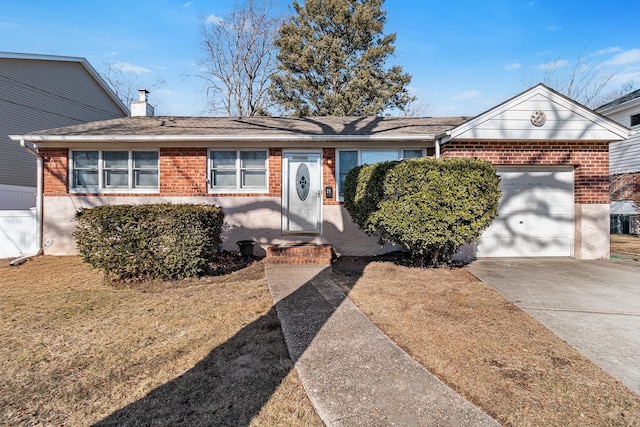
[466,258,640,396]
[265,264,499,427]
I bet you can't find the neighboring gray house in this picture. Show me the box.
[596,89,640,234]
[0,52,128,209]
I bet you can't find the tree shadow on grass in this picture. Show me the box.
[95,307,287,426]
[94,268,339,427]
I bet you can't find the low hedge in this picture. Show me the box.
[74,203,225,282]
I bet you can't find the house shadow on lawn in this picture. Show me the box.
[94,265,346,427]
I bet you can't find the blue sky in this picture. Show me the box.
[2,0,639,117]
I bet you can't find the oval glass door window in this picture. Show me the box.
[296,163,310,201]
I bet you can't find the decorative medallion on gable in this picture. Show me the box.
[530,110,547,127]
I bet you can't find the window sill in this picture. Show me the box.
[69,188,160,195]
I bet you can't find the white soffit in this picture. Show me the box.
[448,84,629,141]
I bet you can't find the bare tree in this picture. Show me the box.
[198,0,281,117]
[523,52,620,108]
[595,81,637,108]
[99,61,166,109]
[397,97,431,117]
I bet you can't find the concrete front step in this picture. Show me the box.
[266,243,333,265]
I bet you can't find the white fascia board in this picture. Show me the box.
[10,134,435,143]
[0,51,87,62]
[449,84,630,140]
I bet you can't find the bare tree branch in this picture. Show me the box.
[99,61,166,109]
[522,51,622,108]
[197,0,281,117]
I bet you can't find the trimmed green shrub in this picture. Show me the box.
[74,203,225,282]
[343,160,399,236]
[344,157,501,265]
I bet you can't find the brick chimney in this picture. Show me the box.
[131,89,155,117]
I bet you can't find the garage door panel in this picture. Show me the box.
[500,191,572,216]
[484,214,571,237]
[478,235,572,257]
[478,167,573,257]
[500,170,573,188]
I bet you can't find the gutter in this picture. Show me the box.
[10,134,438,143]
[10,140,43,266]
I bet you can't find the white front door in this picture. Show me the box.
[283,152,322,235]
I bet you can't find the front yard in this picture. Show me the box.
[0,256,322,426]
[2,240,639,426]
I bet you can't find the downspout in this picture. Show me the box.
[10,140,43,266]
[435,130,452,160]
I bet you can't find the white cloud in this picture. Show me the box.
[593,46,622,56]
[505,63,521,71]
[546,25,561,31]
[528,1,535,6]
[112,61,151,75]
[536,59,569,71]
[206,14,224,25]
[606,48,640,65]
[183,1,192,6]
[452,90,481,100]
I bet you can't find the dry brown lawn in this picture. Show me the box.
[332,255,640,427]
[611,233,640,259]
[0,256,323,426]
[3,236,640,426]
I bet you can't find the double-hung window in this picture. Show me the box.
[208,150,268,192]
[337,149,424,199]
[70,150,159,192]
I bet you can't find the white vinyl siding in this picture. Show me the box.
[208,150,268,192]
[337,149,424,199]
[70,150,159,193]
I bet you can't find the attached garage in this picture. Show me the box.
[477,167,574,257]
[440,84,630,259]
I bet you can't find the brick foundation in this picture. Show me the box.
[266,243,333,265]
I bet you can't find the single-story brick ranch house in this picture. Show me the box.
[10,84,630,260]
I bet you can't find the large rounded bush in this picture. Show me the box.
[344,157,501,265]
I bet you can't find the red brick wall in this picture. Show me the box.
[611,172,640,201]
[41,148,68,195]
[159,147,207,196]
[269,148,282,196]
[441,140,610,204]
[41,143,611,204]
[40,147,283,197]
[323,148,340,205]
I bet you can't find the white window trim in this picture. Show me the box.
[336,148,425,201]
[207,149,269,193]
[69,149,160,194]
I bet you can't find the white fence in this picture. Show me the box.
[0,209,37,258]
[0,184,36,210]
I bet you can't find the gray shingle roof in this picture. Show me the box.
[24,116,469,139]
[596,88,640,111]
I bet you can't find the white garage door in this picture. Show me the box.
[477,167,574,257]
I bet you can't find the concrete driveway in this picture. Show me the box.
[466,258,640,396]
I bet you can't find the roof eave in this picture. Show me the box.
[10,134,437,143]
